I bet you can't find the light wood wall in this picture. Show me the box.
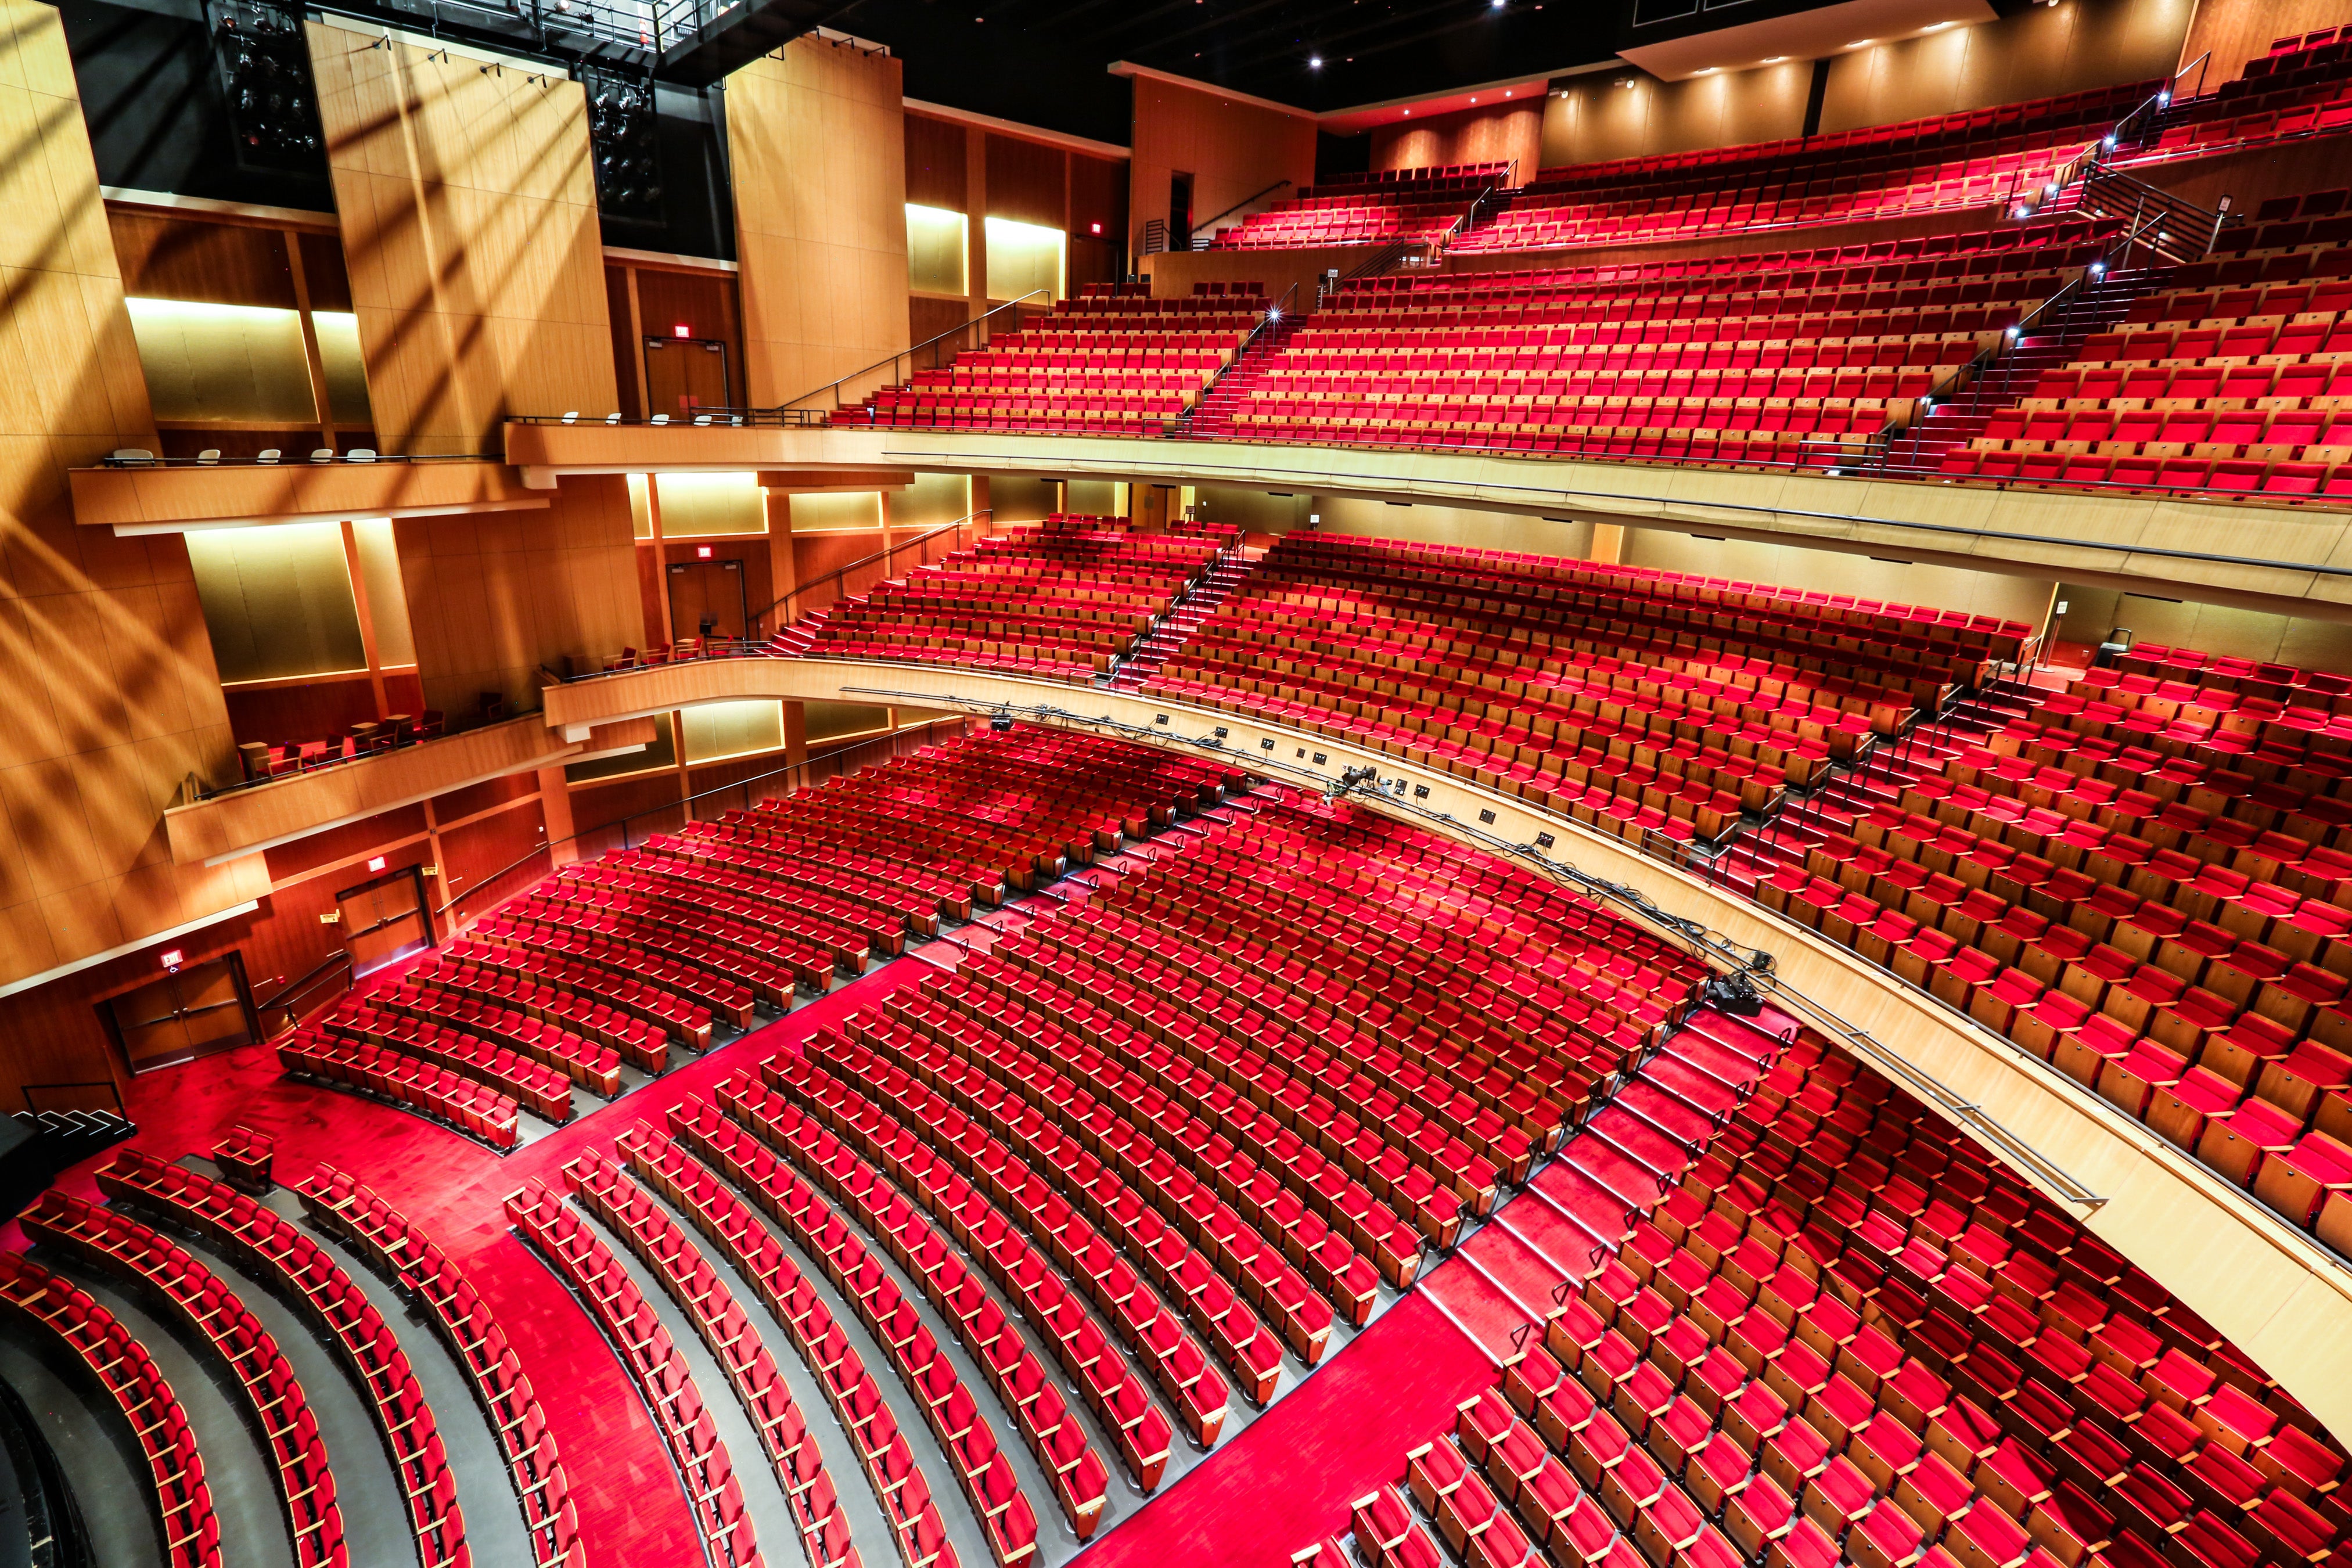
[392,473,641,716]
[1372,99,1544,184]
[306,21,617,454]
[2179,0,2352,85]
[0,0,269,1042]
[725,36,909,409]
[1541,61,1814,168]
[1818,0,2194,133]
[1127,75,1317,259]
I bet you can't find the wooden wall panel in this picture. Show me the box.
[986,132,1065,229]
[306,21,617,454]
[725,37,909,409]
[1541,62,1811,168]
[0,0,270,1070]
[1070,153,1126,248]
[107,212,299,308]
[2179,0,2352,84]
[392,472,639,715]
[1126,75,1317,258]
[906,112,969,211]
[1372,100,1543,182]
[1818,0,2193,134]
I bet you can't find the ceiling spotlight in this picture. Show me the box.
[1491,0,1505,9]
[1847,38,1871,46]
[1923,19,1951,28]
[1694,66,1714,74]
[1763,55,1785,62]
[1308,54,1322,67]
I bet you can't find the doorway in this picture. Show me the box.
[644,336,732,417]
[100,954,260,1072]
[1169,172,1194,251]
[337,865,433,976]
[668,556,750,640]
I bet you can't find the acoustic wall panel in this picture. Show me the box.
[305,21,618,454]
[725,35,910,409]
[0,0,270,1013]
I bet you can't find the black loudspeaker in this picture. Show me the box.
[0,1115,42,1224]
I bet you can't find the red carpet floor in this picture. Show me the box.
[9,953,940,1568]
[1076,1291,1498,1568]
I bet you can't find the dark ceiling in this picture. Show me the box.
[826,0,1638,145]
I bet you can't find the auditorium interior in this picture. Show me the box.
[6,0,2352,1563]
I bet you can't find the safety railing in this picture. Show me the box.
[252,950,355,1038]
[776,290,1054,420]
[1186,179,1296,247]
[746,508,995,639]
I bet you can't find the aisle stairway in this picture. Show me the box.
[1108,548,1263,688]
[1878,265,2170,473]
[1185,311,1308,440]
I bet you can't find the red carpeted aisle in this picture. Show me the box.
[1076,1292,1498,1568]
[8,954,938,1568]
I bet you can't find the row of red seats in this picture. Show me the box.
[278,1030,521,1149]
[766,1041,1238,1459]
[20,1190,346,1567]
[605,848,909,958]
[515,877,810,1007]
[810,1027,1260,1422]
[298,1164,584,1567]
[742,1058,1171,1498]
[618,1124,1003,1568]
[440,934,718,1046]
[505,1182,767,1568]
[318,999,578,1122]
[565,1149,873,1568]
[569,858,869,975]
[639,832,949,938]
[1933,450,2350,500]
[0,1251,220,1566]
[660,1101,1056,1559]
[99,1150,468,1566]
[467,916,755,1031]
[397,959,662,1077]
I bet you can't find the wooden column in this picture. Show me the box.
[285,233,338,454]
[1589,524,1625,566]
[624,265,652,420]
[339,520,392,718]
[538,765,578,866]
[966,127,990,343]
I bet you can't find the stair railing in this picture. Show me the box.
[1174,281,1298,436]
[780,289,1054,423]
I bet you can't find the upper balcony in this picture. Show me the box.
[70,452,549,534]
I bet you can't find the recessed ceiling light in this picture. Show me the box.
[1923,19,1951,29]
[1847,38,1871,46]
[1693,66,1714,74]
[1308,55,1322,67]
[1762,55,1785,62]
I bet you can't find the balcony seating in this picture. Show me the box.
[20,1190,348,1568]
[297,1164,584,1567]
[1139,533,2031,849]
[0,1251,220,1567]
[697,1069,1120,1529]
[1208,166,1506,251]
[851,298,1261,433]
[1218,224,2110,461]
[2116,38,2352,174]
[793,520,1236,684]
[505,1179,769,1568]
[1455,87,2147,255]
[277,1028,523,1149]
[659,1102,1053,1560]
[96,1149,469,1566]
[235,711,448,783]
[566,1149,882,1568]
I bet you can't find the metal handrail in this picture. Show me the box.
[20,1080,130,1117]
[744,508,995,635]
[253,949,354,1035]
[776,289,1054,416]
[1177,283,1296,436]
[1191,178,1295,238]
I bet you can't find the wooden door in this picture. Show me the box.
[103,956,258,1071]
[667,558,749,639]
[644,336,732,416]
[337,868,430,975]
